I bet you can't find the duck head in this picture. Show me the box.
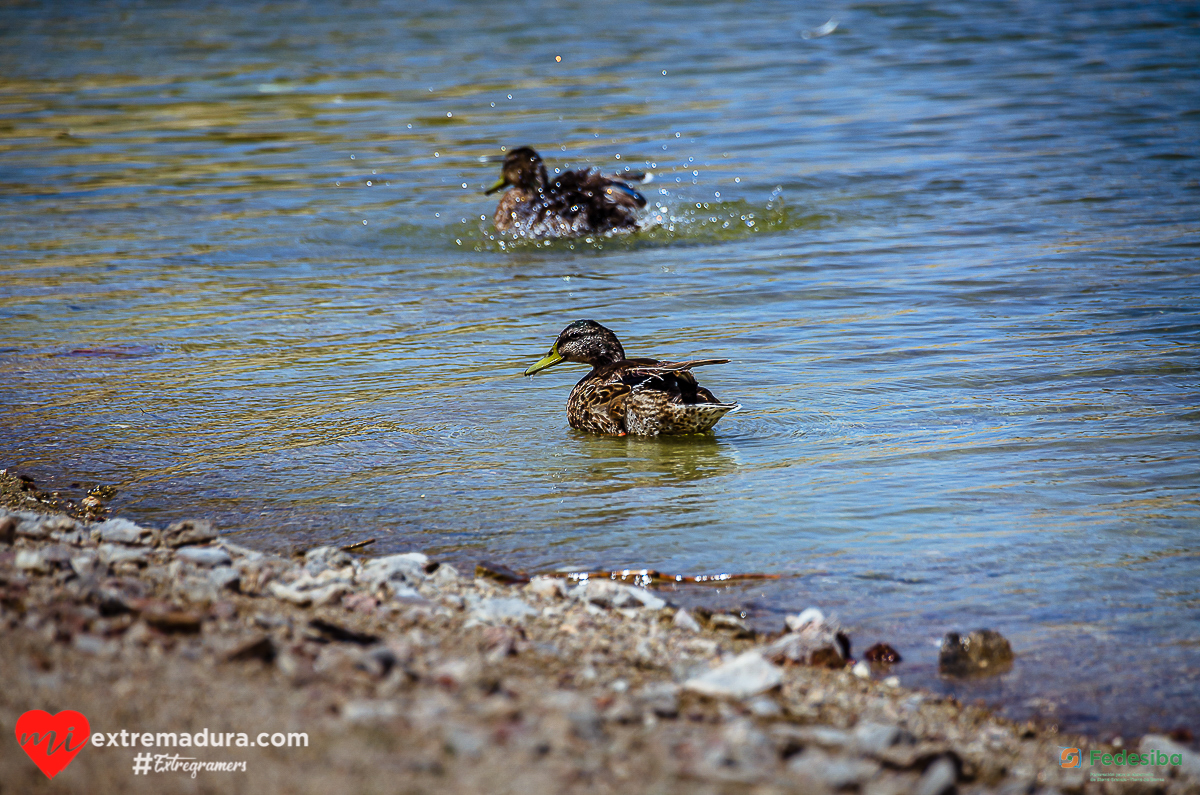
[524,320,626,375]
[486,146,550,195]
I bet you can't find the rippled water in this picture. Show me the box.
[2,1,1198,737]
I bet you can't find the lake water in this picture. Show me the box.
[2,0,1198,738]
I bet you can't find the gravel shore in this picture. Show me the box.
[2,472,1196,794]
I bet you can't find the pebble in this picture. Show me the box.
[359,553,428,590]
[527,575,566,599]
[94,518,155,545]
[467,596,538,625]
[684,651,783,699]
[571,578,665,610]
[914,756,958,795]
[97,543,150,567]
[788,746,881,789]
[1141,734,1200,780]
[207,566,240,591]
[672,608,701,632]
[161,519,217,548]
[15,549,49,573]
[853,661,871,679]
[175,546,232,568]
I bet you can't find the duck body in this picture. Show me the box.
[487,147,646,239]
[525,320,739,437]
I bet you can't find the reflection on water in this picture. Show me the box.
[2,0,1199,737]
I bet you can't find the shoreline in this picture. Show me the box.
[2,470,1197,793]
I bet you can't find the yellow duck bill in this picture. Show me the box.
[484,177,509,195]
[524,344,564,376]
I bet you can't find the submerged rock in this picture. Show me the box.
[865,642,903,664]
[938,629,1013,677]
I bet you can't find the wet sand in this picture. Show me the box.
[2,470,1196,794]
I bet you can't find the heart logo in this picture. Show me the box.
[15,709,90,779]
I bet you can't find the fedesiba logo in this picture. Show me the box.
[1059,747,1081,768]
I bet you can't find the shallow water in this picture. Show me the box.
[2,0,1198,737]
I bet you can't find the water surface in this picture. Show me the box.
[2,0,1198,738]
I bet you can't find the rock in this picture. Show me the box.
[785,606,826,632]
[303,545,351,574]
[341,699,400,724]
[468,596,537,625]
[673,608,702,632]
[224,635,276,663]
[852,661,871,679]
[207,566,240,591]
[788,747,880,790]
[161,519,217,548]
[15,550,49,573]
[527,575,566,599]
[175,546,232,568]
[267,580,348,607]
[97,543,150,568]
[307,618,379,645]
[709,613,753,635]
[429,562,460,587]
[94,518,156,546]
[853,722,910,756]
[865,642,902,664]
[761,626,847,669]
[143,607,203,634]
[13,512,50,540]
[684,651,783,699]
[938,630,1013,676]
[914,756,958,795]
[1141,734,1200,780]
[571,578,665,610]
[359,553,428,590]
[0,515,15,544]
[770,724,852,752]
[474,560,529,584]
[634,682,680,718]
[70,552,100,578]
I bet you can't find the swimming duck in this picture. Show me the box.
[523,320,739,436]
[485,147,647,239]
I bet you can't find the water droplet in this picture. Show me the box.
[434,152,439,157]
[462,182,467,188]
[615,154,621,159]
[675,132,681,138]
[350,154,355,160]
[507,94,512,99]
[435,212,440,217]
[446,111,453,117]
[335,181,340,186]
[456,239,462,245]
[735,177,740,183]
[715,191,720,198]
[490,102,495,107]
[555,55,561,62]
[362,219,367,225]
[661,70,667,75]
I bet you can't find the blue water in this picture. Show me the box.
[1,0,1198,737]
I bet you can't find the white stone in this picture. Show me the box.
[175,546,232,568]
[683,652,783,699]
[468,597,537,624]
[673,608,702,632]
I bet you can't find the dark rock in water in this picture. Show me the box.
[475,560,530,585]
[938,629,1013,676]
[864,642,902,665]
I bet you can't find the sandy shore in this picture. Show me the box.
[2,471,1196,794]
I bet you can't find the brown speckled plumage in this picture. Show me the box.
[523,320,739,437]
[486,147,646,239]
